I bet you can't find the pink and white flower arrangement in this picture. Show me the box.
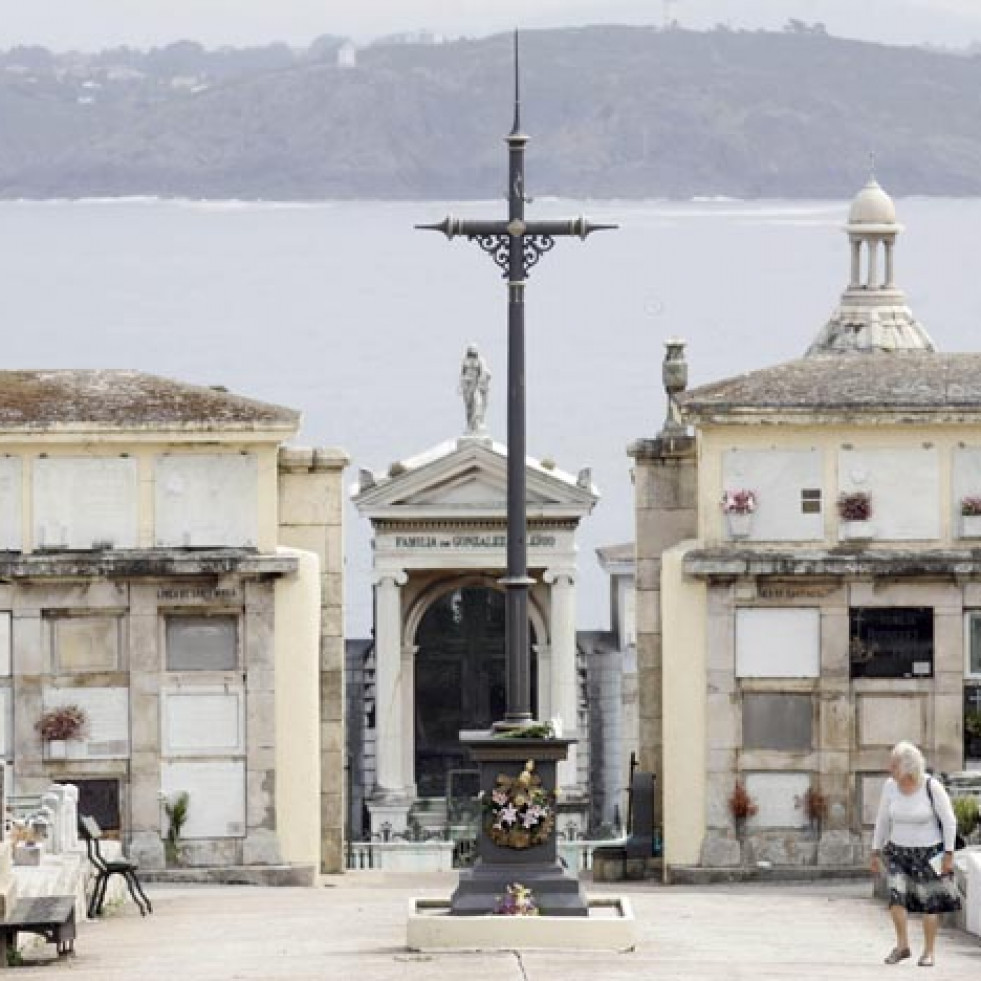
[721,489,757,515]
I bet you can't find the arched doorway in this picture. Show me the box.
[414,586,537,798]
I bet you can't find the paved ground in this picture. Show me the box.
[12,872,981,980]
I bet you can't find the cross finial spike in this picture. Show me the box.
[511,29,522,134]
[868,150,877,182]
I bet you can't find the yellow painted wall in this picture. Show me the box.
[661,542,708,870]
[0,440,282,553]
[274,546,322,866]
[697,422,981,545]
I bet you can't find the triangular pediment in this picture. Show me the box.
[353,437,597,522]
[408,468,552,508]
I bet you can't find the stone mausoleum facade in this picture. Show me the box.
[0,370,347,877]
[352,395,599,839]
[632,179,981,877]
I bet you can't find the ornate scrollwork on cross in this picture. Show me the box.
[468,233,557,279]
[524,234,555,273]
[470,234,510,275]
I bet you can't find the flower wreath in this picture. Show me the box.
[483,760,555,849]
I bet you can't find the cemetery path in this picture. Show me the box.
[11,873,980,980]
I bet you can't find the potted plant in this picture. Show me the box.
[163,790,190,866]
[960,495,981,538]
[722,489,757,539]
[837,490,874,540]
[728,780,758,837]
[952,796,980,845]
[36,703,87,759]
[795,784,829,837]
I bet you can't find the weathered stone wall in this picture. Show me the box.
[278,446,349,874]
[695,577,965,870]
[628,436,697,825]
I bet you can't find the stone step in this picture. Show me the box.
[139,864,316,887]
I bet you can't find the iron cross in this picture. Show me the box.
[417,32,616,727]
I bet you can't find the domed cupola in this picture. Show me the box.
[806,171,936,355]
[847,176,898,228]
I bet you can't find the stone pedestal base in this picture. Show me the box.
[367,797,412,836]
[449,732,586,916]
[451,859,587,916]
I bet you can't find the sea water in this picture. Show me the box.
[1,195,978,634]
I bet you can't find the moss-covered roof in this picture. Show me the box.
[0,370,299,432]
[679,352,981,423]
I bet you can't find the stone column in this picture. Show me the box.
[884,238,895,288]
[544,570,580,795]
[867,239,879,288]
[850,238,861,287]
[534,643,552,720]
[128,584,166,868]
[400,644,418,800]
[817,596,857,866]
[627,434,697,829]
[11,609,44,790]
[277,445,349,872]
[367,571,411,834]
[933,589,966,775]
[243,580,282,866]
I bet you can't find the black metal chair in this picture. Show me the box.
[78,814,152,918]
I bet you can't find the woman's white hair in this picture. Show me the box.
[890,740,926,782]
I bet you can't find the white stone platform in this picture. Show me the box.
[406,895,636,951]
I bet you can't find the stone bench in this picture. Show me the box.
[0,895,75,967]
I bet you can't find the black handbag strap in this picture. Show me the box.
[924,776,942,837]
[925,776,962,850]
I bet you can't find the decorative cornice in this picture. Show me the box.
[372,519,576,532]
[683,547,981,581]
[0,549,297,580]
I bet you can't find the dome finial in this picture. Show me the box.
[868,149,876,182]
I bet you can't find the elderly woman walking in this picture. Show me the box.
[870,740,961,967]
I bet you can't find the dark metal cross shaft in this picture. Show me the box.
[417,33,615,727]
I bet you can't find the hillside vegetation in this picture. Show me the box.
[1,27,981,199]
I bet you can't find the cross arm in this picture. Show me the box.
[522,216,618,239]
[415,216,510,239]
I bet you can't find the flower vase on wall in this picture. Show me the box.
[961,514,981,539]
[840,520,874,541]
[46,739,67,760]
[726,513,752,540]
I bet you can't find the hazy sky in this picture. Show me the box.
[2,0,981,50]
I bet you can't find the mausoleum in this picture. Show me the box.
[0,370,347,878]
[632,177,981,877]
[351,349,598,841]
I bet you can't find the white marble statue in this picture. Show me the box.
[459,344,491,434]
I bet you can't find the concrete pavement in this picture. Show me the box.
[12,872,981,980]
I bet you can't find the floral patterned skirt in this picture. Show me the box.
[883,842,962,914]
